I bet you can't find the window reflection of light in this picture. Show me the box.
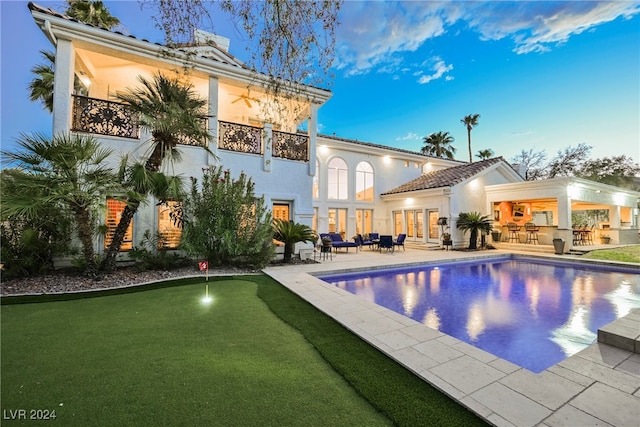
[466,303,486,341]
[572,275,596,307]
[429,269,440,294]
[604,283,640,317]
[498,271,512,299]
[526,278,540,317]
[423,308,440,330]
[402,286,417,317]
[551,306,597,356]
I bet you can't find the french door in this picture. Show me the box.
[405,210,424,241]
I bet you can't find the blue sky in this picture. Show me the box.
[2,0,639,164]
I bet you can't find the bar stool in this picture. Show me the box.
[507,222,521,243]
[524,222,539,244]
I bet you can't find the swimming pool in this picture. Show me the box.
[318,256,640,373]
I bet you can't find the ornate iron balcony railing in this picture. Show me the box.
[272,130,308,161]
[72,95,139,139]
[218,121,262,154]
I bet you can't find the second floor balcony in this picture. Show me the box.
[71,95,309,162]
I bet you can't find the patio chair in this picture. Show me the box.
[378,235,393,253]
[393,233,406,251]
[582,225,594,245]
[326,233,359,253]
[524,222,539,244]
[507,222,521,243]
[356,234,376,250]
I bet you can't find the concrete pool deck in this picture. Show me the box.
[263,248,640,427]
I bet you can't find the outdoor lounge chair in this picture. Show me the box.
[356,234,375,250]
[393,233,406,251]
[378,235,393,252]
[324,233,359,253]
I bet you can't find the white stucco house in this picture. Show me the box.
[28,2,640,258]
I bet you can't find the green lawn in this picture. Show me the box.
[582,244,640,263]
[1,276,486,426]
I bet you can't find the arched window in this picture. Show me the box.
[313,159,319,199]
[328,157,348,200]
[356,161,374,201]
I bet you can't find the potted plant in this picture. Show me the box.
[272,219,316,262]
[600,235,611,244]
[441,232,452,248]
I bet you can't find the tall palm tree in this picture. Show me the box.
[1,133,118,275]
[476,148,494,160]
[65,0,120,29]
[461,113,480,163]
[101,72,213,271]
[421,131,456,159]
[456,212,493,250]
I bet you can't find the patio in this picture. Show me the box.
[264,247,640,427]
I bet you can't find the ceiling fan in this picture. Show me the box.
[231,91,260,108]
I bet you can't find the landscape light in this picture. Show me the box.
[202,283,212,304]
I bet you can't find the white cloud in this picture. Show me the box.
[334,1,640,74]
[396,132,421,141]
[417,58,453,84]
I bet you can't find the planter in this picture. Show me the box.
[552,238,565,255]
[491,231,502,242]
[600,237,611,244]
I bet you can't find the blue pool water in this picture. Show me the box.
[319,256,640,373]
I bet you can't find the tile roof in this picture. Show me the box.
[381,157,505,195]
[318,133,468,161]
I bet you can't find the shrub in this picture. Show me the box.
[181,167,275,268]
[128,230,191,272]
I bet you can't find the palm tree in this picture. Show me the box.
[476,149,494,160]
[1,133,118,275]
[65,0,120,29]
[28,51,56,112]
[421,131,456,159]
[101,72,213,271]
[456,212,493,250]
[461,113,480,163]
[272,219,316,262]
[28,51,87,113]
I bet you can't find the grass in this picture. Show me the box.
[1,275,486,427]
[582,244,640,263]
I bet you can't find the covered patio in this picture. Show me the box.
[485,177,640,252]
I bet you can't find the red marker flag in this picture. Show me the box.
[199,261,208,271]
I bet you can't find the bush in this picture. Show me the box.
[128,230,191,272]
[181,167,275,268]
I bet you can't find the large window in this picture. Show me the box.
[158,201,182,249]
[104,198,133,251]
[355,162,374,201]
[312,207,318,233]
[327,157,348,200]
[328,208,347,238]
[356,209,373,235]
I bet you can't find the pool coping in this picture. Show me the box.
[263,249,640,427]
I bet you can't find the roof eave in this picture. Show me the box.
[30,6,332,104]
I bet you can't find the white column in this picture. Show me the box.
[610,205,621,228]
[207,76,219,165]
[557,193,573,248]
[52,38,74,136]
[308,103,318,177]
